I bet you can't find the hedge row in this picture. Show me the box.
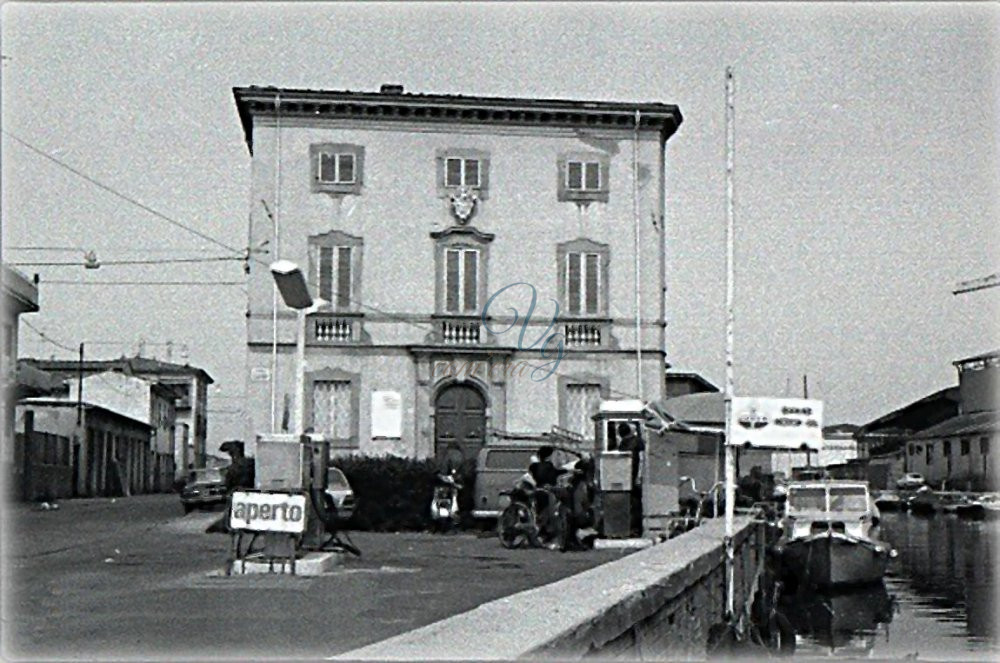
[332,455,478,532]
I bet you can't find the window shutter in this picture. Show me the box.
[585,253,599,314]
[446,250,460,312]
[567,253,581,314]
[337,247,352,309]
[338,154,355,183]
[446,158,462,187]
[463,250,478,311]
[465,159,480,187]
[318,153,335,182]
[319,247,334,302]
[567,161,583,190]
[480,157,490,192]
[585,162,601,190]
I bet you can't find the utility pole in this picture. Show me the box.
[723,65,737,622]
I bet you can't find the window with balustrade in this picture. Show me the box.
[431,227,493,344]
[305,368,360,447]
[556,239,610,347]
[308,231,363,344]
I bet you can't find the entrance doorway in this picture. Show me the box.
[434,383,486,470]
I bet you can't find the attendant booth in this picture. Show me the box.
[592,400,679,538]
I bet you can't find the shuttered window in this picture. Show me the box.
[445,157,481,187]
[566,252,601,315]
[316,246,353,309]
[566,160,601,191]
[445,248,478,313]
[317,151,356,184]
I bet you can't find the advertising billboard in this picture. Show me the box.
[727,397,823,450]
[229,491,307,533]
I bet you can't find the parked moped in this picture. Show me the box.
[430,471,463,533]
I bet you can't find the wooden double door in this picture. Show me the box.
[434,384,486,470]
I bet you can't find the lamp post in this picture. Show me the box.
[269,260,323,437]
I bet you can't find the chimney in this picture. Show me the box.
[380,84,404,95]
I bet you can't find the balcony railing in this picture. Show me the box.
[561,319,610,347]
[308,312,364,345]
[440,317,482,344]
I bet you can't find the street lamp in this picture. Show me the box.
[270,260,324,436]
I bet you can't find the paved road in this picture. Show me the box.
[3,494,628,660]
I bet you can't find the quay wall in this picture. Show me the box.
[339,517,764,660]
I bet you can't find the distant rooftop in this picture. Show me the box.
[21,356,214,385]
[233,84,683,154]
[954,349,1000,371]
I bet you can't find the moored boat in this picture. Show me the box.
[956,492,1000,520]
[874,491,904,512]
[776,481,895,589]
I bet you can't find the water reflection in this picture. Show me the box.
[880,513,997,642]
[774,515,998,658]
[776,584,894,657]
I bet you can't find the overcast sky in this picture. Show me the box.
[2,2,997,443]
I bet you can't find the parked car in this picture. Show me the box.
[324,466,356,523]
[472,444,578,519]
[180,467,228,513]
[896,472,926,490]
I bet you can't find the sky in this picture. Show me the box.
[2,2,998,444]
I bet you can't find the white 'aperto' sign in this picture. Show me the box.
[728,397,823,450]
[229,491,307,533]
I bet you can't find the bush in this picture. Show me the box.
[333,455,479,532]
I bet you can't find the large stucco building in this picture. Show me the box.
[233,85,683,464]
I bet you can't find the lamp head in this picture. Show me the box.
[270,260,313,309]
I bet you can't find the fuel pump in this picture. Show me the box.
[591,400,679,539]
[240,433,359,561]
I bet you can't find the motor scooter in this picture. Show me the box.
[430,470,463,533]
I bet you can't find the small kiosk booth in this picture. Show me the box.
[592,399,680,538]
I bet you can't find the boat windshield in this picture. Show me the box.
[829,486,869,511]
[789,486,827,511]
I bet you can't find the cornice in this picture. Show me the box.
[233,86,682,154]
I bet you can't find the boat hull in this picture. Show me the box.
[781,533,891,588]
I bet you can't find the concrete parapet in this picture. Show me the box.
[337,517,763,660]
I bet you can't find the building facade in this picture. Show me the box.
[2,266,39,469]
[68,371,177,491]
[16,399,153,498]
[903,351,999,490]
[21,357,212,477]
[234,85,683,464]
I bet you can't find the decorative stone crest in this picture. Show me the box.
[449,187,478,225]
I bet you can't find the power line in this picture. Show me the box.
[2,129,243,257]
[40,280,245,286]
[10,256,243,268]
[21,320,76,353]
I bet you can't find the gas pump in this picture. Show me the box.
[227,433,358,573]
[592,399,679,539]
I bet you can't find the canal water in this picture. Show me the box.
[776,512,998,659]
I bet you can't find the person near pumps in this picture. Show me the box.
[616,422,645,535]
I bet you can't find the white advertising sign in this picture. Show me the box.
[229,491,307,533]
[371,390,402,438]
[728,397,823,450]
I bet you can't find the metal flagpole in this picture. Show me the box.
[723,65,737,621]
[633,109,643,398]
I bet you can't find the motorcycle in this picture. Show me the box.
[430,470,463,532]
[497,456,596,551]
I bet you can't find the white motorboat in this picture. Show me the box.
[776,480,896,588]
